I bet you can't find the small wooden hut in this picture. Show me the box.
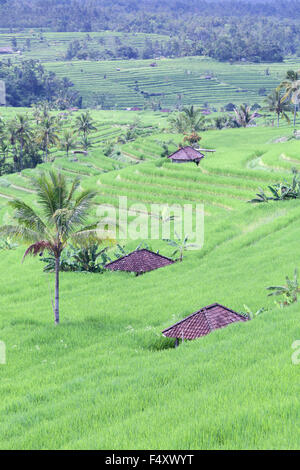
[162,303,248,346]
[167,146,205,165]
[105,249,174,275]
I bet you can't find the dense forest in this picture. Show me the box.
[0,60,81,107]
[0,1,299,62]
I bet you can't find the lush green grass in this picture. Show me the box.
[1,109,300,449]
[44,56,300,108]
[2,27,299,109]
[0,30,169,62]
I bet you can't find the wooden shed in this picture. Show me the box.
[105,249,174,275]
[162,303,248,346]
[167,146,205,165]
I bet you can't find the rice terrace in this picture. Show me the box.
[0,0,300,453]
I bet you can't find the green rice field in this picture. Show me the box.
[45,57,300,108]
[1,107,300,449]
[1,30,299,109]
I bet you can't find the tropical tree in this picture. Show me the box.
[168,106,206,134]
[278,70,300,128]
[79,136,93,152]
[0,171,106,325]
[0,115,5,137]
[233,105,258,128]
[14,114,32,169]
[6,120,18,171]
[182,105,206,132]
[36,116,59,162]
[75,111,96,139]
[168,113,188,133]
[31,101,50,125]
[60,130,77,157]
[263,90,291,127]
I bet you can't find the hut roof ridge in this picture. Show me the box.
[105,248,174,273]
[162,303,248,338]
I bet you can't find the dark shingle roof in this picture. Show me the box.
[0,47,13,54]
[105,249,174,274]
[162,303,248,340]
[167,146,205,162]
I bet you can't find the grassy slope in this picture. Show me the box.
[1,29,299,108]
[45,57,300,108]
[1,111,300,449]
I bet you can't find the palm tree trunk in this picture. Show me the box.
[277,113,280,128]
[54,255,60,325]
[20,140,23,170]
[294,104,297,128]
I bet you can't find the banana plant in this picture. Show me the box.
[243,304,266,320]
[249,169,300,202]
[163,232,199,262]
[267,268,300,307]
[248,187,270,203]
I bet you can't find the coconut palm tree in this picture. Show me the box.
[263,90,291,127]
[182,105,206,132]
[60,130,77,157]
[14,114,32,169]
[79,136,93,152]
[75,111,96,139]
[168,113,188,133]
[36,116,59,162]
[0,171,104,325]
[278,70,300,128]
[233,105,258,128]
[6,120,18,171]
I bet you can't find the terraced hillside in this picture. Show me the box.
[1,109,300,449]
[45,57,300,108]
[0,30,169,62]
[1,28,299,109]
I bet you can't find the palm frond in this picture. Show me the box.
[0,225,41,243]
[66,176,81,204]
[66,190,98,229]
[8,199,47,234]
[23,240,54,261]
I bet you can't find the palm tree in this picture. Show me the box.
[263,90,291,127]
[233,105,258,128]
[182,105,206,132]
[278,70,300,128]
[168,113,188,133]
[75,111,96,139]
[14,114,32,169]
[79,136,93,152]
[0,171,103,325]
[60,130,77,157]
[36,116,59,162]
[31,102,50,125]
[0,115,5,137]
[6,120,18,171]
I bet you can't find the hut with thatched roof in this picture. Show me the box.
[105,249,174,275]
[162,303,248,346]
[167,146,205,165]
